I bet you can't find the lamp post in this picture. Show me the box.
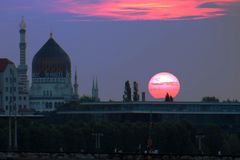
[92,133,103,152]
[196,133,205,155]
[147,111,153,153]
[8,102,12,151]
[14,103,18,150]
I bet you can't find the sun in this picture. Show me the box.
[148,72,180,99]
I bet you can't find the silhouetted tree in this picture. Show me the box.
[79,95,95,102]
[165,93,173,102]
[123,80,132,102]
[133,81,140,101]
[165,93,170,102]
[169,96,174,102]
[202,96,219,103]
[223,99,239,103]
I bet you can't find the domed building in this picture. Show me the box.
[30,34,77,111]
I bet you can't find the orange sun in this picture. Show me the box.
[148,72,180,99]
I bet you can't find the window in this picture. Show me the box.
[5,96,8,101]
[19,105,22,109]
[23,97,26,100]
[5,78,8,82]
[19,96,22,100]
[5,87,8,92]
[49,102,52,109]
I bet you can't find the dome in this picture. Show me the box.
[32,35,71,78]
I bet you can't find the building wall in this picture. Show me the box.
[0,63,19,114]
[30,76,72,111]
[0,62,29,114]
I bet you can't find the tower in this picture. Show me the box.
[18,16,29,93]
[95,77,99,100]
[92,77,99,101]
[92,78,95,99]
[73,67,79,99]
[30,33,73,111]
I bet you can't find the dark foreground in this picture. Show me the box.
[1,152,240,160]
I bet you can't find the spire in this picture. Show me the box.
[73,66,79,98]
[20,16,26,30]
[95,76,98,90]
[75,66,78,84]
[92,78,95,90]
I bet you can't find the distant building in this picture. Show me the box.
[92,77,99,101]
[0,58,25,114]
[30,33,74,111]
[72,67,79,100]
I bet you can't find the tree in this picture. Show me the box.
[202,96,219,103]
[165,93,173,102]
[79,95,95,102]
[165,93,170,102]
[133,81,140,101]
[123,80,132,102]
[169,96,173,102]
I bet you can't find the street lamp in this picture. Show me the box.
[196,132,205,154]
[92,133,103,152]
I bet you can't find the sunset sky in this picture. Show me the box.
[0,0,240,101]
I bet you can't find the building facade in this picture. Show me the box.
[0,59,20,114]
[30,33,74,111]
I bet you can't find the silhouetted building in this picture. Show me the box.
[92,77,99,101]
[30,33,74,111]
[0,58,29,114]
[73,67,79,99]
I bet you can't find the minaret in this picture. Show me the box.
[92,77,99,101]
[18,16,29,93]
[19,17,26,65]
[73,67,79,99]
[92,78,96,99]
[95,77,99,100]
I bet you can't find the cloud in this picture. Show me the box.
[11,0,240,21]
[57,0,240,20]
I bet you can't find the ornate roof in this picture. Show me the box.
[32,35,71,78]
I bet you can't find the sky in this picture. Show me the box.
[0,0,240,101]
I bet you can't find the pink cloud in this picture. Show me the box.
[50,0,240,20]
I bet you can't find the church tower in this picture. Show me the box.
[73,67,79,99]
[92,77,99,101]
[18,16,29,93]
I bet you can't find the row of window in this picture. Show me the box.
[5,105,27,110]
[5,96,27,101]
[46,102,64,109]
[32,78,66,83]
[43,90,52,97]
[5,77,17,83]
[5,87,17,92]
